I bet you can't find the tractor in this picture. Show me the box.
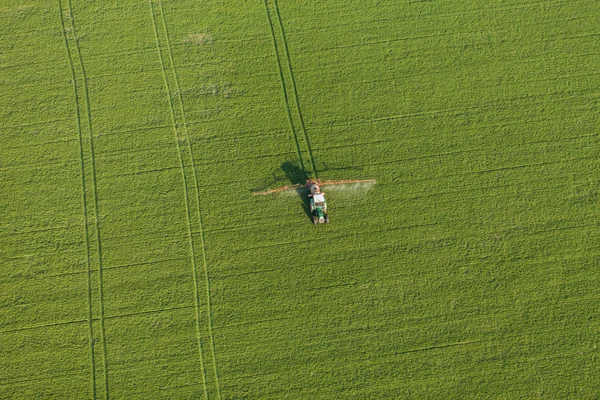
[308,182,329,224]
[253,178,375,225]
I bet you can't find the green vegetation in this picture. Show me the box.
[1,0,599,398]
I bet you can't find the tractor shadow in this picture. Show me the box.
[281,161,313,222]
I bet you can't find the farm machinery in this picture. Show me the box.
[308,181,328,224]
[253,179,375,225]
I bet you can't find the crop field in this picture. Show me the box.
[1,0,599,398]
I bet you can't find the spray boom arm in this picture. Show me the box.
[252,179,376,195]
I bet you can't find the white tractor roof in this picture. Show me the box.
[313,194,325,203]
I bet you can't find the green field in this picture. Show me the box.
[1,0,599,398]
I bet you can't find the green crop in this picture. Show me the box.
[1,0,599,398]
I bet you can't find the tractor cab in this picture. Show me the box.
[312,194,326,210]
[309,189,329,224]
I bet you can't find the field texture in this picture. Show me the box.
[1,0,599,398]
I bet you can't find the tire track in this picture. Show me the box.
[63,1,110,398]
[263,0,307,175]
[2,138,79,151]
[155,1,222,398]
[271,0,318,178]
[57,1,97,398]
[0,257,188,282]
[102,304,194,320]
[225,201,598,255]
[221,299,600,368]
[0,305,193,335]
[94,123,592,189]
[96,147,297,166]
[230,222,439,253]
[310,299,600,364]
[1,159,79,173]
[0,318,88,335]
[0,118,71,131]
[147,2,209,398]
[5,166,594,259]
[317,135,597,170]
[0,371,90,388]
[313,86,599,130]
[211,222,600,282]
[0,225,69,238]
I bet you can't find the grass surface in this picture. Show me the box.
[1,0,599,398]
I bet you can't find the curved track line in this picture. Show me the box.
[272,0,318,178]
[0,318,87,335]
[147,2,210,398]
[57,1,96,398]
[263,0,306,174]
[64,1,110,398]
[157,1,222,398]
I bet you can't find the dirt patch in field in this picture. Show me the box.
[184,33,213,46]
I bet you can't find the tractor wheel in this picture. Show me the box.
[325,215,329,224]
[313,216,318,225]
